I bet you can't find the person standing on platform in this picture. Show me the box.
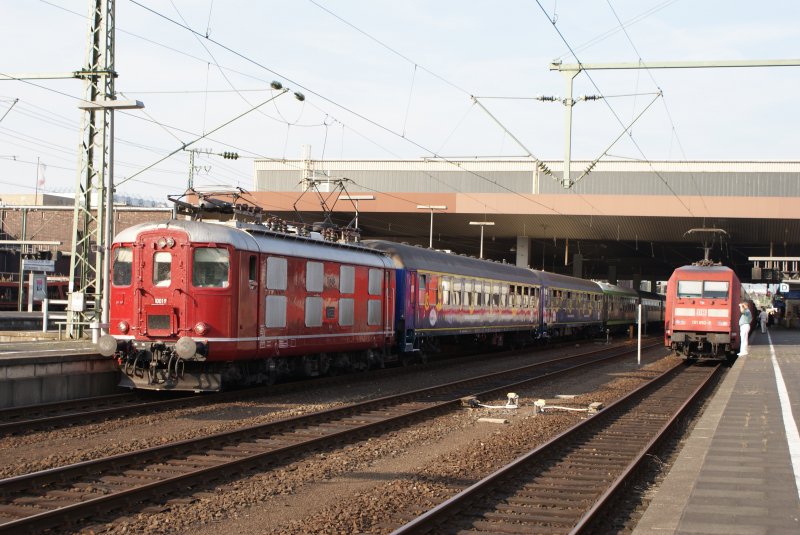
[738,303,752,356]
[758,307,768,334]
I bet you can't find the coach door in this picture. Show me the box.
[138,231,184,337]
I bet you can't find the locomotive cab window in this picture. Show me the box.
[112,247,133,286]
[677,280,702,298]
[703,281,729,299]
[192,248,229,288]
[153,251,172,287]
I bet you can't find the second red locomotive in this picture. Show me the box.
[664,263,751,360]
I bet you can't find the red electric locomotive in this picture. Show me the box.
[99,218,396,391]
[664,264,747,360]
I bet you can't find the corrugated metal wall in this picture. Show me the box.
[255,160,800,197]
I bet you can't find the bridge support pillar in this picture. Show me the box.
[572,253,583,278]
[515,236,530,268]
[608,265,617,285]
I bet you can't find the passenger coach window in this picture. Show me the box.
[112,247,132,286]
[192,248,229,288]
[464,280,474,307]
[677,280,702,298]
[153,251,172,287]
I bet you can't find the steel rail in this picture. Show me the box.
[570,363,717,534]
[0,337,608,435]
[0,342,661,533]
[390,360,719,534]
[0,340,648,436]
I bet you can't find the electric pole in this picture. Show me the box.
[67,0,116,338]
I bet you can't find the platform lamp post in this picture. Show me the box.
[77,98,144,338]
[338,194,375,230]
[416,205,447,249]
[469,221,495,259]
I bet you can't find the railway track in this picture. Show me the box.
[390,360,720,535]
[0,338,639,436]
[0,342,661,533]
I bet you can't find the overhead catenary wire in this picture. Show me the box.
[533,0,697,218]
[8,3,699,266]
[24,2,552,220]
[604,0,711,216]
[117,88,290,187]
[120,0,684,260]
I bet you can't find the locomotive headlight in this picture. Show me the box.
[166,237,175,248]
[194,322,209,335]
[157,237,167,248]
[118,321,130,334]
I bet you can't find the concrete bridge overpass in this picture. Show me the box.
[2,160,798,287]
[252,159,800,283]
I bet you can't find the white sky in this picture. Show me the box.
[1,0,798,202]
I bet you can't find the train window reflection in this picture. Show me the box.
[192,248,229,288]
[677,280,702,298]
[113,247,132,286]
[703,281,729,299]
[153,252,172,287]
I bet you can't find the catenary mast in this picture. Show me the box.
[67,0,116,338]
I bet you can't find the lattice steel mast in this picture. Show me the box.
[67,0,116,338]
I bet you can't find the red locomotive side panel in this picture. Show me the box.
[665,264,743,359]
[260,255,394,360]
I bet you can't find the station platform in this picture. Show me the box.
[0,329,119,408]
[633,328,800,534]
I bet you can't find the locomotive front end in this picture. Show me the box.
[665,265,740,360]
[99,221,236,391]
